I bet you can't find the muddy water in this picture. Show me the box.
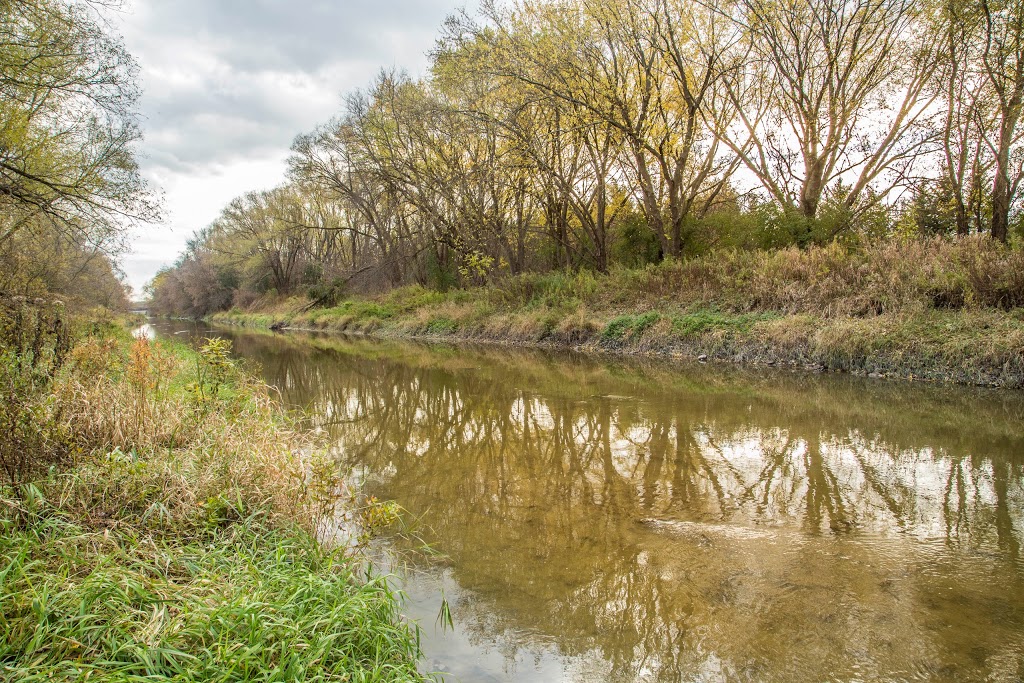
[154,320,1024,682]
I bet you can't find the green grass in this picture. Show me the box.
[383,285,449,313]
[0,507,423,682]
[669,310,781,336]
[206,237,1024,387]
[602,312,661,341]
[424,316,458,335]
[0,330,428,681]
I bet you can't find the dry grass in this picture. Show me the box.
[39,335,339,538]
[0,330,427,681]
[220,237,1024,324]
[639,237,1024,315]
[210,237,1024,387]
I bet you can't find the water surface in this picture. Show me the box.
[154,320,1024,682]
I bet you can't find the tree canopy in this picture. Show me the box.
[1,0,157,304]
[149,0,1024,317]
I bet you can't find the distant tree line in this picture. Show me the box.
[0,0,155,307]
[150,0,1024,317]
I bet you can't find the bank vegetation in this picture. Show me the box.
[0,299,427,681]
[211,237,1024,387]
[0,1,427,679]
[148,0,1024,383]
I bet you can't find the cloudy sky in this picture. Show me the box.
[114,0,473,296]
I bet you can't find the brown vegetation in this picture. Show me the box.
[213,238,1024,388]
[151,0,1024,321]
[0,316,427,681]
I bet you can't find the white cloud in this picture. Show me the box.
[116,0,473,296]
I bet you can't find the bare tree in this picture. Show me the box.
[981,0,1024,241]
[936,0,994,235]
[722,0,940,226]
[0,0,159,251]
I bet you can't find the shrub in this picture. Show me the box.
[0,296,73,484]
[602,312,661,341]
[425,316,458,335]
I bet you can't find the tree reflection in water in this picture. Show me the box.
[225,330,1024,682]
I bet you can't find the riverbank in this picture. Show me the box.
[0,318,427,681]
[211,239,1024,389]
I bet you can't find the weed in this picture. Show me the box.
[188,337,234,405]
[0,330,428,680]
[425,316,458,335]
[602,312,662,341]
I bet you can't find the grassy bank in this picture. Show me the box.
[212,238,1024,388]
[0,316,427,681]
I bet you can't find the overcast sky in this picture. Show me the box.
[115,0,472,297]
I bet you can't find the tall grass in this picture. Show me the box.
[210,236,1024,387]
[0,508,422,682]
[460,236,1024,316]
[0,329,428,681]
[625,237,1024,315]
[221,237,1024,329]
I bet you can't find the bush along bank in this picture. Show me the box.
[211,238,1024,389]
[0,304,427,682]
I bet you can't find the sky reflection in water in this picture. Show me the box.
[156,321,1024,682]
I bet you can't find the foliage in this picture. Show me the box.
[0,0,153,307]
[0,0,158,255]
[0,328,428,680]
[149,0,1024,317]
[188,337,235,405]
[0,295,73,484]
[0,222,132,307]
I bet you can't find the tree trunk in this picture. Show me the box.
[992,184,1010,242]
[955,203,970,237]
[991,94,1022,243]
[631,145,671,259]
[991,116,1016,242]
[595,176,608,273]
[801,158,826,219]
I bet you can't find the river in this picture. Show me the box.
[148,319,1024,682]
